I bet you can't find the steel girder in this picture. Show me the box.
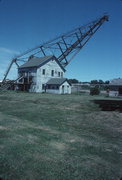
[2,15,108,82]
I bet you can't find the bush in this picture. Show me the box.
[90,87,100,95]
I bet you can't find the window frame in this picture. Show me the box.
[51,70,54,76]
[58,72,60,77]
[42,69,45,75]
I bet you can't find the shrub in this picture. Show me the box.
[90,87,100,95]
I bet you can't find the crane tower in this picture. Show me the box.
[2,15,108,87]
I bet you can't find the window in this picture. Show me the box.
[42,69,45,75]
[47,85,59,90]
[42,84,45,90]
[61,72,63,77]
[28,72,32,76]
[58,72,60,77]
[22,72,27,77]
[51,70,54,76]
[47,85,51,89]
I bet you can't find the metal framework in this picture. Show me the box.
[2,15,108,82]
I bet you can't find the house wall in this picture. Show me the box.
[109,90,119,97]
[36,59,64,92]
[46,81,71,94]
[59,81,71,94]
[108,85,122,97]
[18,59,66,93]
[46,89,60,94]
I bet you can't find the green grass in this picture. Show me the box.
[0,92,122,180]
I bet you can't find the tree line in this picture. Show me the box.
[68,79,109,84]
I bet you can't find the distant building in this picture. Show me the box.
[18,55,71,94]
[109,78,122,97]
[71,82,90,93]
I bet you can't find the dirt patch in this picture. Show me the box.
[0,126,7,130]
[26,134,39,144]
[93,99,122,112]
[49,141,67,151]
[34,125,59,135]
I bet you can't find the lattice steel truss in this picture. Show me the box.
[2,15,108,82]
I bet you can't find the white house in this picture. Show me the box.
[109,78,122,97]
[18,55,71,94]
[46,78,71,94]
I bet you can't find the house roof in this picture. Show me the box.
[110,78,122,86]
[19,56,54,68]
[46,78,70,86]
[19,55,65,72]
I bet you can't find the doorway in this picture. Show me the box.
[62,85,64,94]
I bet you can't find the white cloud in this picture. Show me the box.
[0,47,20,80]
[0,47,19,55]
[0,63,18,81]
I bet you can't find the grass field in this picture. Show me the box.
[0,92,122,180]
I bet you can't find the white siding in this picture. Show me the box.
[59,81,71,94]
[46,89,60,94]
[28,72,37,92]
[36,59,64,92]
[109,91,119,97]
[46,81,71,94]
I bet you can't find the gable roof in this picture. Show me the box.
[110,78,122,86]
[19,56,53,69]
[19,55,65,72]
[46,78,71,86]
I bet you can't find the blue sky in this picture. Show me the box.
[0,0,122,81]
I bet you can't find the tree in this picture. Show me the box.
[68,79,79,84]
[90,87,100,95]
[91,80,99,84]
[99,79,104,84]
[105,80,110,84]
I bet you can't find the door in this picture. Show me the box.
[62,85,64,94]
